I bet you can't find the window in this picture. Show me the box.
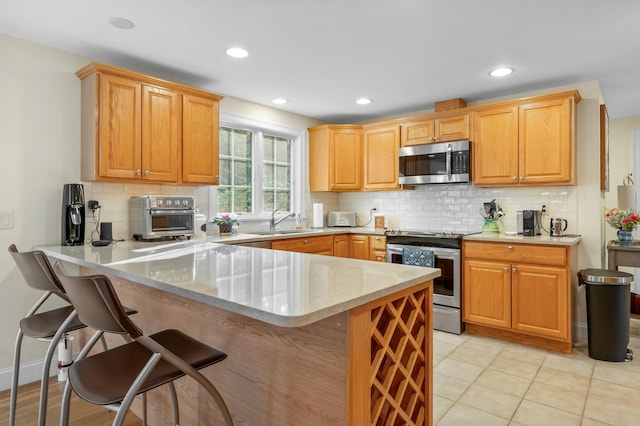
[212,113,304,220]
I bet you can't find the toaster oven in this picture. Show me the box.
[129,195,195,240]
[327,211,356,227]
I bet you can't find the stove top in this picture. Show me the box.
[385,229,477,239]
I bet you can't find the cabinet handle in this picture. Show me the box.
[136,169,141,175]
[374,236,380,240]
[507,246,513,251]
[512,268,517,273]
[335,238,341,242]
[303,239,309,244]
[519,176,523,181]
[504,267,509,272]
[512,176,517,180]
[144,170,150,176]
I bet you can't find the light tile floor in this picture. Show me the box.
[433,331,640,425]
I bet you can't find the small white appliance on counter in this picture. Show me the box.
[327,211,356,227]
[129,195,195,240]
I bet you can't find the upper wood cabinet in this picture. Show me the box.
[309,125,362,191]
[401,113,470,146]
[363,124,401,190]
[182,94,220,185]
[473,91,580,187]
[77,62,223,185]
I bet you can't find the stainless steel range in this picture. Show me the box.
[386,229,471,334]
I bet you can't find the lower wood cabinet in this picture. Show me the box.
[462,241,572,353]
[271,235,334,255]
[333,235,349,258]
[369,235,387,262]
[349,235,370,260]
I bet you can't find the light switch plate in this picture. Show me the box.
[0,211,14,229]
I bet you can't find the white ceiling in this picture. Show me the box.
[1,0,639,123]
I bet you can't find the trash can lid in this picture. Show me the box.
[578,268,634,284]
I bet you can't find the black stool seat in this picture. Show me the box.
[70,329,227,405]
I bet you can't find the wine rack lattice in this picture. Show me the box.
[370,289,426,425]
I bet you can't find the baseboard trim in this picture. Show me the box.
[0,357,60,392]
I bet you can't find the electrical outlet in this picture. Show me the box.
[88,200,100,210]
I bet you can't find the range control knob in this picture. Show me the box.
[156,199,163,207]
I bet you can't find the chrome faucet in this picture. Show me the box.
[270,209,295,231]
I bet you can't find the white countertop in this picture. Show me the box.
[463,232,582,246]
[39,239,438,328]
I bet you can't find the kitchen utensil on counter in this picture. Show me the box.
[550,217,568,237]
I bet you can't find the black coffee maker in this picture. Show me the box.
[61,184,85,246]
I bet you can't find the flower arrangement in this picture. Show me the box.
[209,214,239,226]
[604,207,640,231]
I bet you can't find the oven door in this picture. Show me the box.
[386,244,461,308]
[148,209,195,237]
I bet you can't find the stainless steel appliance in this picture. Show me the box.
[129,195,195,240]
[327,211,356,227]
[517,210,542,236]
[385,229,466,334]
[398,140,471,185]
[61,183,85,246]
[550,217,568,237]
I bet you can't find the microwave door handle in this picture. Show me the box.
[446,144,452,181]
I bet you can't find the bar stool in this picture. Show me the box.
[54,265,234,426]
[7,244,90,426]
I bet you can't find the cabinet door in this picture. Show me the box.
[141,85,180,182]
[271,235,334,255]
[511,263,569,340]
[333,235,349,258]
[364,125,400,190]
[435,113,469,142]
[473,106,519,186]
[401,119,435,146]
[349,235,370,260]
[99,73,141,179]
[370,235,387,262]
[463,259,511,329]
[519,97,574,185]
[330,128,362,190]
[182,94,220,185]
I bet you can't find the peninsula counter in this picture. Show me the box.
[40,239,438,425]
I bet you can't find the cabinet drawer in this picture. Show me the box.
[370,235,386,250]
[463,241,567,266]
[271,235,334,254]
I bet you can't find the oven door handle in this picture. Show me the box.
[148,209,194,215]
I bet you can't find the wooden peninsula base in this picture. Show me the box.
[91,273,433,425]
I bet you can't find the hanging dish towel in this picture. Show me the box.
[402,247,434,267]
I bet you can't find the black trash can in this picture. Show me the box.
[578,269,634,362]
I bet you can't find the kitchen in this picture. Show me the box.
[2,2,640,424]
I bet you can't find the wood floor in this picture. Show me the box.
[0,378,141,425]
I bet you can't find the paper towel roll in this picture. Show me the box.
[618,185,636,210]
[312,203,324,228]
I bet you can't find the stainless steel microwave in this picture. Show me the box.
[398,140,471,184]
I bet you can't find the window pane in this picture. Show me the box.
[233,188,252,213]
[234,160,252,186]
[275,190,290,211]
[219,158,231,183]
[263,164,274,187]
[275,165,290,188]
[275,138,290,161]
[219,128,230,156]
[234,131,252,158]
[264,136,274,162]
[218,188,231,213]
[263,190,274,213]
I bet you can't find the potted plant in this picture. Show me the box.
[209,214,239,236]
[604,207,640,246]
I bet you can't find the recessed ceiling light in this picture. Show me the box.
[108,17,135,30]
[356,98,372,105]
[272,98,288,105]
[225,47,249,58]
[489,67,514,77]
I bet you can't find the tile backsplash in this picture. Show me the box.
[82,182,209,241]
[335,184,577,235]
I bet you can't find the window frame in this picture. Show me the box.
[209,112,306,222]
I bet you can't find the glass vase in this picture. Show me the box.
[617,229,633,246]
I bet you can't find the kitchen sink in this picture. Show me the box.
[251,229,317,236]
